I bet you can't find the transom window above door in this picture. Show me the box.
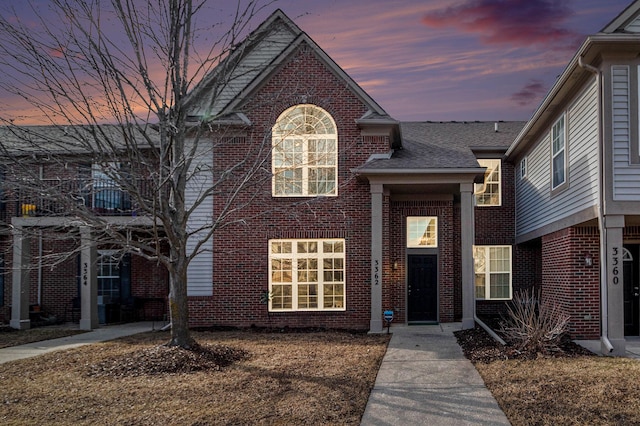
[407,216,438,248]
[272,104,338,197]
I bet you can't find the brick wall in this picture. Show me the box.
[541,226,600,339]
[386,199,455,323]
[190,44,389,329]
[475,160,540,318]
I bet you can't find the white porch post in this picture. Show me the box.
[460,183,476,329]
[602,215,625,355]
[370,183,384,332]
[79,226,99,330]
[10,226,31,330]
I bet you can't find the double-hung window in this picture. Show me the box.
[269,239,345,311]
[473,245,512,300]
[272,104,337,197]
[475,159,501,206]
[551,114,566,190]
[97,250,121,303]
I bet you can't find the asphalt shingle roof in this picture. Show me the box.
[363,121,526,170]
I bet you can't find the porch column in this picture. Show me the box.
[79,226,99,330]
[370,183,384,332]
[460,183,475,329]
[602,215,625,355]
[10,226,31,330]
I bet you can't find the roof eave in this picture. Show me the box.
[506,34,640,158]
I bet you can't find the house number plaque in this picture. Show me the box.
[373,259,380,286]
[611,247,620,285]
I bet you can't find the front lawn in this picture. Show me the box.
[0,330,389,425]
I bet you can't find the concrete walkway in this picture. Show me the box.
[361,323,510,426]
[0,322,157,364]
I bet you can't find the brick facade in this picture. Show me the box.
[540,227,601,339]
[192,45,389,329]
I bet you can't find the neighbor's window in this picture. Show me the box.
[475,159,501,206]
[520,156,527,180]
[272,104,337,197]
[407,216,438,248]
[473,245,512,300]
[269,239,345,311]
[551,114,566,190]
[97,250,121,302]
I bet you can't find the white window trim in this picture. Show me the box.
[520,156,527,180]
[475,159,502,206]
[268,238,346,312]
[551,114,567,191]
[272,105,338,197]
[406,216,438,248]
[473,245,512,301]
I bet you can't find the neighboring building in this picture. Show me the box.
[3,1,640,355]
[506,0,640,354]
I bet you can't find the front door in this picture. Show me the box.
[624,245,639,336]
[407,254,438,322]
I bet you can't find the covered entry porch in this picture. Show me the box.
[360,170,484,333]
[9,216,161,331]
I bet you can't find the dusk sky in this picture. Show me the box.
[0,0,634,123]
[268,0,633,122]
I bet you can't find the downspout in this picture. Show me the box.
[37,230,43,305]
[579,56,614,353]
[475,314,507,345]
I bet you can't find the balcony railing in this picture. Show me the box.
[15,178,156,218]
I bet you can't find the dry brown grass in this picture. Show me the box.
[457,326,640,425]
[477,356,640,425]
[0,330,389,425]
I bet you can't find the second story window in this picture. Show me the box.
[272,104,337,197]
[475,159,501,206]
[551,114,566,190]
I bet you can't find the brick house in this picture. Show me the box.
[4,2,640,355]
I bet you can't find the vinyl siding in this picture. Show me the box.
[626,16,640,33]
[516,79,599,237]
[612,65,640,200]
[190,24,296,118]
[186,142,214,296]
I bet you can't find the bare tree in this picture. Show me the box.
[0,0,274,348]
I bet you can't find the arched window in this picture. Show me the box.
[272,104,337,197]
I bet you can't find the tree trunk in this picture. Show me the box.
[167,254,195,348]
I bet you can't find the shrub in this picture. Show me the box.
[500,289,570,354]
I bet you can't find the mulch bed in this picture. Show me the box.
[454,325,595,363]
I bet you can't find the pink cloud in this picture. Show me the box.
[422,0,581,48]
[510,79,547,106]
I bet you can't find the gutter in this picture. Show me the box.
[578,55,614,353]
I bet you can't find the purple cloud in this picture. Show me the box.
[510,79,547,106]
[422,0,581,48]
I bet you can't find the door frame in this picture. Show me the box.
[623,244,639,336]
[405,248,439,324]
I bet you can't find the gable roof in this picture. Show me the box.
[184,9,395,128]
[507,0,640,158]
[601,0,640,33]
